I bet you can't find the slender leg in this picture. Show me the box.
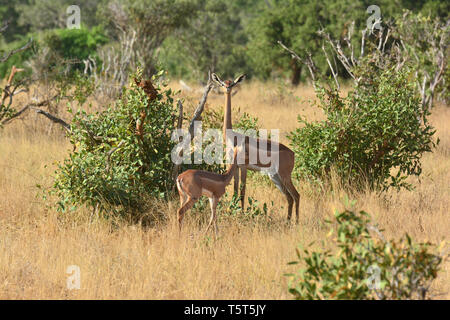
[233,169,240,202]
[270,173,294,221]
[177,197,196,232]
[212,197,219,236]
[205,197,219,237]
[285,189,294,221]
[240,167,247,211]
[284,177,300,223]
[179,191,187,207]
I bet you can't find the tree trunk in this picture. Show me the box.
[290,59,302,86]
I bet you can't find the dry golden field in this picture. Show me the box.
[0,80,448,299]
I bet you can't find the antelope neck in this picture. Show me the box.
[223,91,233,140]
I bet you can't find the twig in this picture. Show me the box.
[106,140,125,173]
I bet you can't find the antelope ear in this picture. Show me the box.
[233,74,246,85]
[211,73,225,87]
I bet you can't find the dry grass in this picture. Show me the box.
[0,81,448,299]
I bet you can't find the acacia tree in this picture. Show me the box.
[101,0,198,78]
[247,0,368,85]
[0,19,96,132]
[168,0,251,81]
[280,12,444,190]
[15,0,101,31]
[0,20,33,127]
[394,12,449,111]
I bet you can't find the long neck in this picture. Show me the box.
[223,91,233,142]
[223,151,237,185]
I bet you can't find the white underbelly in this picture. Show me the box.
[245,164,262,171]
[201,188,214,198]
[245,164,278,176]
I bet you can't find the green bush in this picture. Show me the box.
[220,195,274,226]
[52,69,177,214]
[288,67,436,190]
[0,26,107,79]
[286,204,443,300]
[42,26,108,70]
[184,105,260,175]
[46,26,107,60]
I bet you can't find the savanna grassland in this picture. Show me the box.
[0,81,448,299]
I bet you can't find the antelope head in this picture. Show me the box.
[211,73,246,93]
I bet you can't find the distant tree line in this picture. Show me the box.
[1,0,448,85]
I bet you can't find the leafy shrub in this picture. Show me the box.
[46,26,107,60]
[42,26,108,71]
[185,106,260,175]
[288,67,436,190]
[52,69,177,214]
[0,27,108,80]
[220,195,274,226]
[286,204,443,300]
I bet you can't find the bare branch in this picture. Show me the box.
[179,80,193,92]
[32,107,71,132]
[171,99,184,182]
[382,28,390,53]
[361,28,367,57]
[0,38,33,63]
[278,41,318,90]
[0,20,10,33]
[322,44,340,90]
[188,71,213,138]
[0,105,30,126]
[176,99,183,130]
[317,29,357,83]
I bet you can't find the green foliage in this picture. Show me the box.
[99,0,199,78]
[288,66,436,190]
[220,195,274,226]
[287,205,443,300]
[52,69,178,213]
[393,11,450,107]
[5,0,449,82]
[0,0,30,42]
[15,0,102,31]
[43,26,108,69]
[0,36,35,79]
[0,67,94,130]
[184,106,260,175]
[247,0,366,84]
[163,0,250,80]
